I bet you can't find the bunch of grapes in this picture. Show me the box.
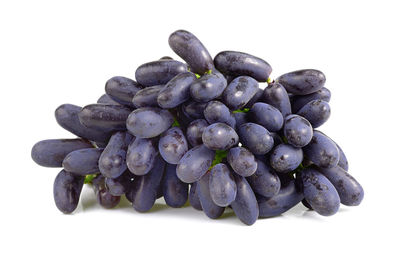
[31,30,364,225]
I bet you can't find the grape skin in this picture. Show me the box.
[126,137,157,176]
[162,164,188,208]
[197,172,225,219]
[132,85,165,108]
[291,87,331,113]
[262,82,292,117]
[231,174,259,225]
[190,72,227,103]
[303,131,339,169]
[209,163,237,207]
[158,127,188,164]
[247,159,281,198]
[269,144,303,173]
[227,147,257,177]
[203,100,236,128]
[202,123,239,151]
[105,76,143,107]
[276,69,326,95]
[249,102,284,132]
[31,138,93,168]
[222,76,259,110]
[283,114,313,147]
[297,99,331,128]
[189,183,202,211]
[53,169,84,214]
[62,148,104,175]
[135,60,187,87]
[186,119,208,147]
[300,168,340,216]
[237,123,274,155]
[92,175,121,209]
[97,94,121,105]
[105,170,134,196]
[182,101,207,119]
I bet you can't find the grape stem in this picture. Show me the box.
[209,150,228,170]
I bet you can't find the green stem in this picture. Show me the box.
[84,174,97,184]
[209,150,228,170]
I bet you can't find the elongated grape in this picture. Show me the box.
[303,131,339,168]
[209,164,237,207]
[186,119,208,147]
[78,104,132,132]
[319,166,363,206]
[169,30,214,74]
[92,175,121,209]
[190,72,227,102]
[126,137,157,176]
[99,131,133,178]
[132,85,164,108]
[129,155,166,212]
[157,72,197,108]
[283,114,313,147]
[55,104,112,143]
[258,179,303,217]
[244,88,264,108]
[63,148,103,175]
[335,142,349,171]
[203,100,236,128]
[158,127,188,164]
[182,101,207,119]
[53,169,84,214]
[231,174,259,225]
[105,76,143,106]
[262,82,292,117]
[105,170,134,196]
[270,144,303,173]
[197,172,225,219]
[189,183,202,210]
[214,51,272,82]
[162,164,188,208]
[176,144,215,183]
[248,102,283,132]
[202,123,238,150]
[247,159,280,198]
[32,139,93,167]
[233,112,248,129]
[97,94,121,105]
[297,100,331,128]
[291,87,331,112]
[277,69,326,95]
[301,168,340,216]
[126,107,174,138]
[222,76,259,110]
[227,147,257,177]
[237,123,274,155]
[135,60,187,87]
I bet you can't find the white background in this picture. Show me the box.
[1,0,399,255]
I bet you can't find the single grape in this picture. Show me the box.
[186,119,208,147]
[197,172,225,219]
[92,175,121,209]
[270,144,303,173]
[276,69,326,95]
[62,148,104,175]
[209,163,237,207]
[162,164,188,208]
[168,30,214,74]
[214,51,272,82]
[303,131,339,168]
[55,104,112,143]
[190,72,227,102]
[247,158,281,198]
[157,72,197,108]
[248,102,283,132]
[158,127,188,164]
[237,123,274,155]
[283,114,313,147]
[176,144,215,183]
[129,155,166,212]
[297,100,331,128]
[105,76,143,106]
[97,94,121,105]
[318,165,363,206]
[262,82,292,117]
[132,85,164,108]
[53,169,84,214]
[291,87,331,113]
[227,147,257,177]
[78,104,132,132]
[126,107,174,138]
[222,76,259,110]
[135,60,187,87]
[32,138,93,167]
[189,182,202,211]
[203,100,236,128]
[231,174,259,225]
[257,179,303,217]
[99,131,133,178]
[202,123,239,150]
[300,168,340,216]
[126,137,157,176]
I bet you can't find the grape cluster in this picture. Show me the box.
[31,29,364,225]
